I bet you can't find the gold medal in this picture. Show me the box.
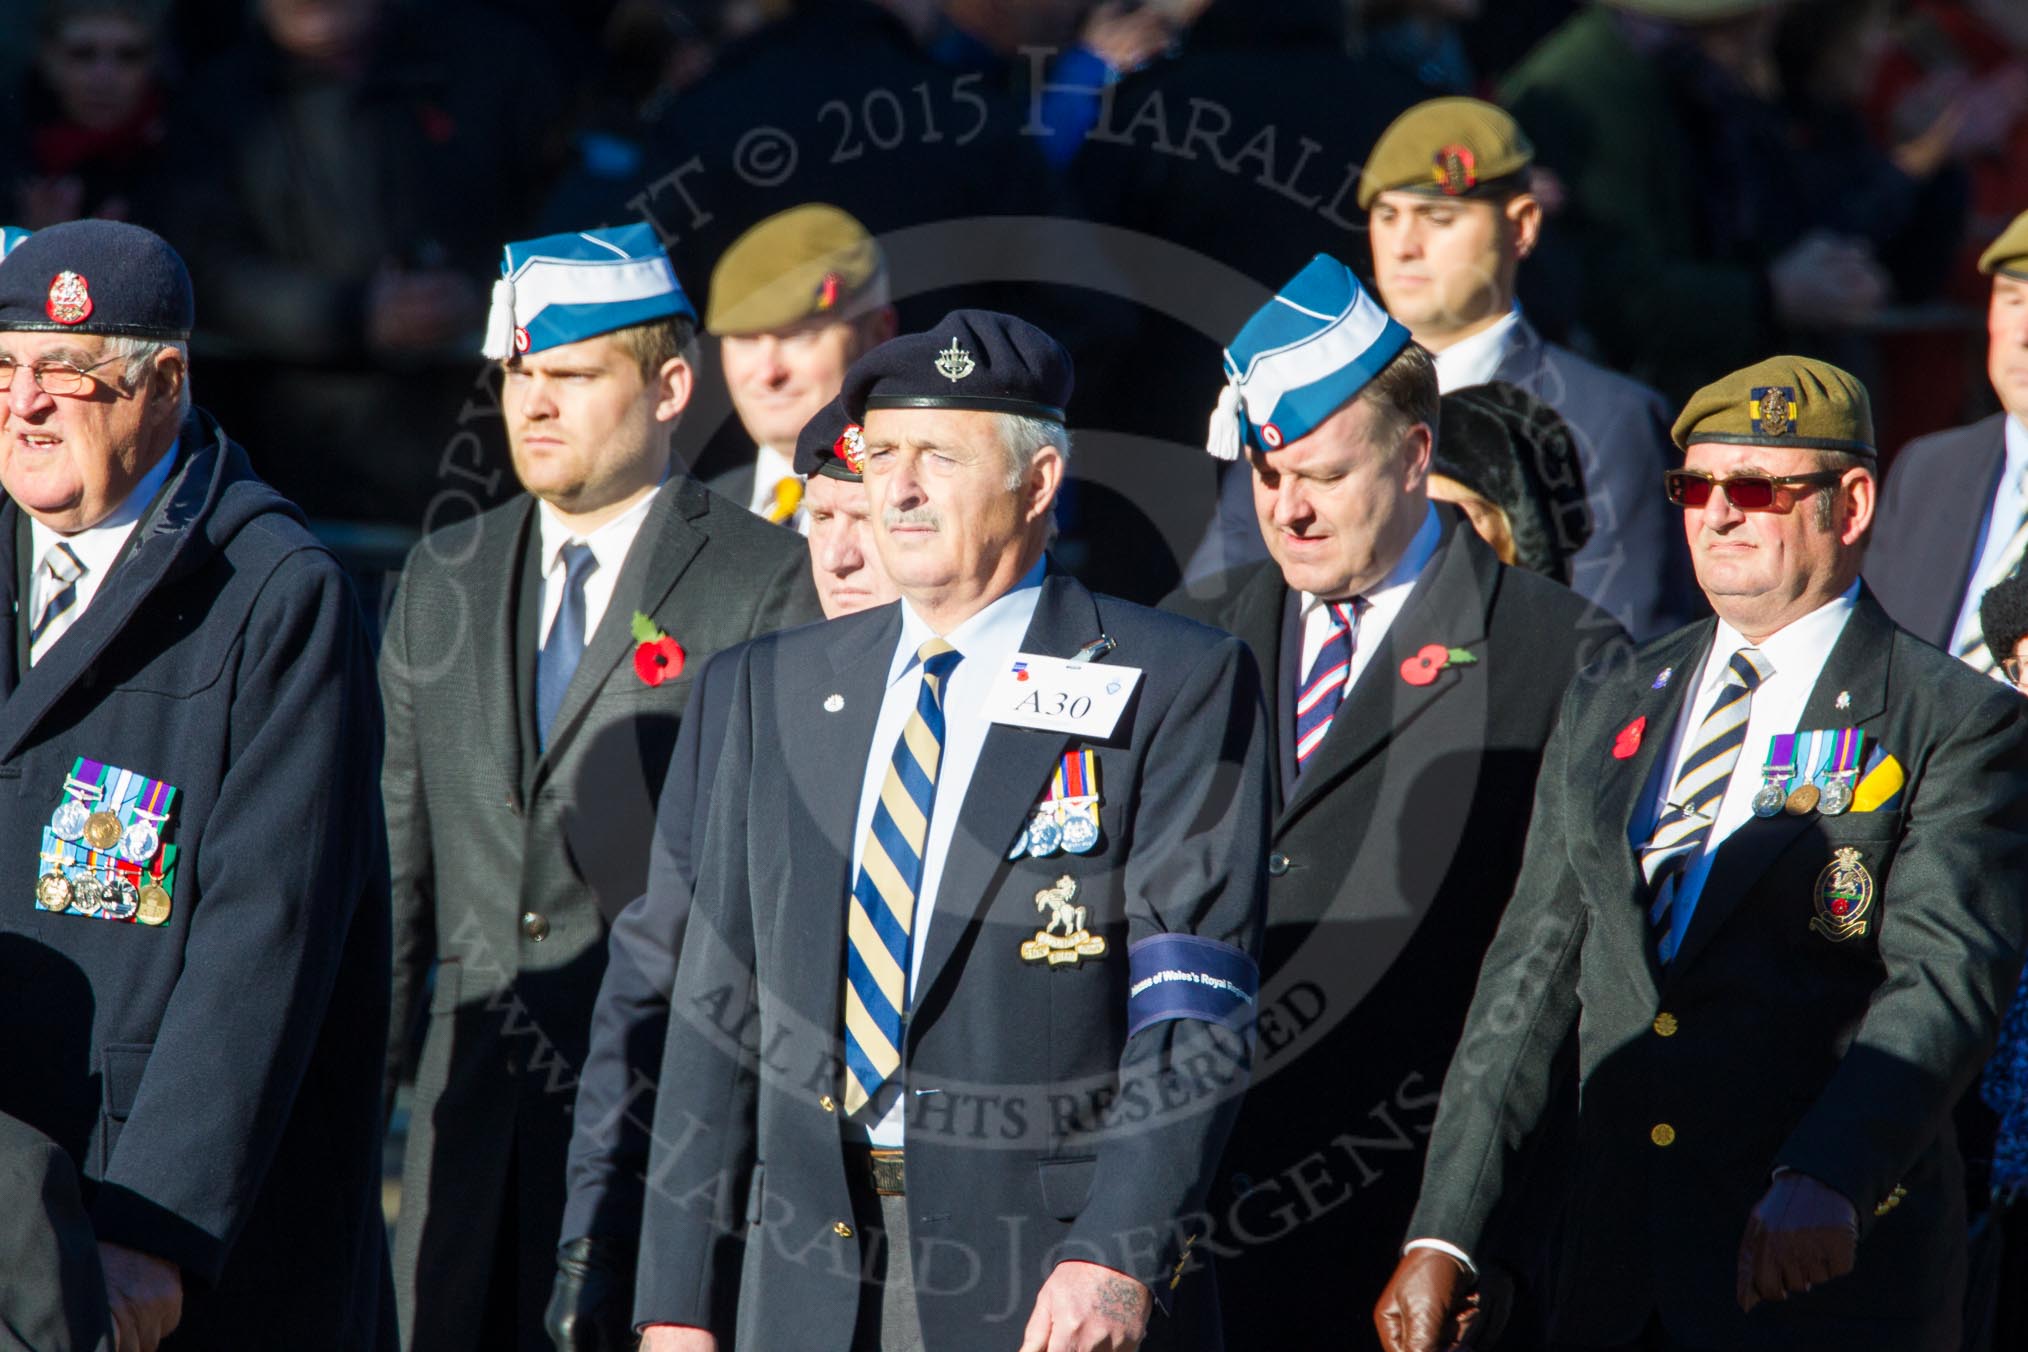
[35,871,73,912]
[136,883,171,926]
[84,810,122,850]
[1784,784,1820,816]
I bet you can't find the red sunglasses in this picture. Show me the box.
[1663,468,1847,513]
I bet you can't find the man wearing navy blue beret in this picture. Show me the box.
[634,309,1271,1352]
[0,218,394,1349]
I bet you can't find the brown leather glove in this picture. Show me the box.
[1735,1172,1858,1312]
[1375,1247,1478,1352]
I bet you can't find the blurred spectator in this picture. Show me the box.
[1503,0,1892,405]
[1868,0,2028,295]
[1358,0,1481,95]
[159,0,563,527]
[1775,0,1969,308]
[3,0,171,229]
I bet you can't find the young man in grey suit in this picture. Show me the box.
[635,310,1271,1352]
[1378,357,2028,1352]
[381,224,819,1352]
[1868,209,2028,668]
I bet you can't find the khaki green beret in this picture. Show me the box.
[1600,0,1780,21]
[1979,209,2028,281]
[1671,356,1876,457]
[706,204,886,336]
[1358,98,1534,212]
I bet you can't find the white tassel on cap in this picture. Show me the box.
[481,278,517,360]
[1205,378,1246,461]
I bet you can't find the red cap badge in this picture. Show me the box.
[46,271,92,326]
[815,271,843,311]
[1612,716,1647,760]
[1432,144,1478,196]
[513,326,531,354]
[835,423,866,474]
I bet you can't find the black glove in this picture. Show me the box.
[545,1236,637,1352]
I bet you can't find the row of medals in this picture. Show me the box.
[1753,769,1857,818]
[1019,798,1100,858]
[37,800,169,922]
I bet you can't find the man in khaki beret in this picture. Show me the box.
[704,204,897,532]
[1362,95,1693,641]
[1867,209,2028,672]
[1378,355,2028,1352]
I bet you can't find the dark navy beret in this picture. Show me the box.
[0,220,194,340]
[792,393,864,482]
[841,308,1072,424]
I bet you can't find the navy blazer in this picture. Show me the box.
[1866,413,2009,651]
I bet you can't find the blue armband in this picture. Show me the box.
[1126,933,1258,1038]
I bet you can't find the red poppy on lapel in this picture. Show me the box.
[1400,643,1478,687]
[1612,716,1646,760]
[630,612,685,687]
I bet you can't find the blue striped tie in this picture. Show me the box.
[1294,600,1362,773]
[843,638,963,1117]
[1641,647,1772,961]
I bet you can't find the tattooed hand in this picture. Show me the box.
[1017,1260,1152,1352]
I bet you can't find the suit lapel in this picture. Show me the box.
[1489,314,1549,391]
[534,480,706,786]
[1668,595,1892,974]
[912,573,1103,1012]
[1941,419,2011,648]
[487,499,539,798]
[1278,516,1491,830]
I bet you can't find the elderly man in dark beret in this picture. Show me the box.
[0,220,392,1350]
[633,310,1271,1352]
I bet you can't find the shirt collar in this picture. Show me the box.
[537,482,663,577]
[1431,306,1524,394]
[1701,580,1860,696]
[2006,413,2028,484]
[30,437,180,574]
[891,555,1048,688]
[1301,501,1442,617]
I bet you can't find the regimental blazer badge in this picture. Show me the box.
[1020,875,1106,966]
[1810,846,1875,941]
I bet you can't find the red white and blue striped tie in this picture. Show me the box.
[1294,600,1362,773]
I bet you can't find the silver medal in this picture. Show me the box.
[1027,814,1063,857]
[1819,776,1854,817]
[51,799,90,842]
[1751,780,1789,818]
[71,874,105,917]
[1061,809,1098,855]
[101,876,139,920]
[118,819,160,864]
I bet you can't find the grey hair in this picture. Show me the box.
[101,335,191,421]
[998,413,1071,490]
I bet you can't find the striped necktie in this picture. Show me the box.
[1294,599,1363,773]
[842,638,963,1117]
[28,541,86,661]
[1957,474,2028,674]
[1640,647,1772,961]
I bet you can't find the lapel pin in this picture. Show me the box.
[1653,667,1673,690]
[1612,715,1647,760]
[1835,690,1851,711]
[823,693,844,713]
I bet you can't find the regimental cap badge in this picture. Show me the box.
[45,271,92,326]
[815,270,843,311]
[835,422,866,474]
[935,337,976,382]
[1750,386,1795,438]
[1432,143,1479,196]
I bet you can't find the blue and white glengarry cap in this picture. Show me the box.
[1207,253,1413,460]
[0,227,31,262]
[481,223,696,360]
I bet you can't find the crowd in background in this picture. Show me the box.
[5,0,2028,606]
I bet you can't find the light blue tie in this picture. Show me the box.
[536,542,598,750]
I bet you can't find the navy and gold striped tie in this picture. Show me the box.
[1640,647,1772,961]
[843,638,963,1116]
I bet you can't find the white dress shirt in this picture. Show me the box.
[28,440,179,666]
[1948,415,2028,656]
[850,558,1047,1146]
[1431,306,1524,394]
[535,485,662,647]
[1408,581,1858,1273]
[1296,503,1441,696]
[743,443,808,535]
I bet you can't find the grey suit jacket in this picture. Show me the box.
[381,473,819,1352]
[0,1112,110,1352]
[1866,413,2009,651]
[1491,316,1696,641]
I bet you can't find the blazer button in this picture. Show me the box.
[1651,1123,1677,1148]
[1652,1013,1678,1038]
[1267,853,1290,877]
[833,1221,854,1239]
[819,1095,837,1113]
[521,911,550,941]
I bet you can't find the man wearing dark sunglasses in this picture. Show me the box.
[1381,355,2028,1352]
